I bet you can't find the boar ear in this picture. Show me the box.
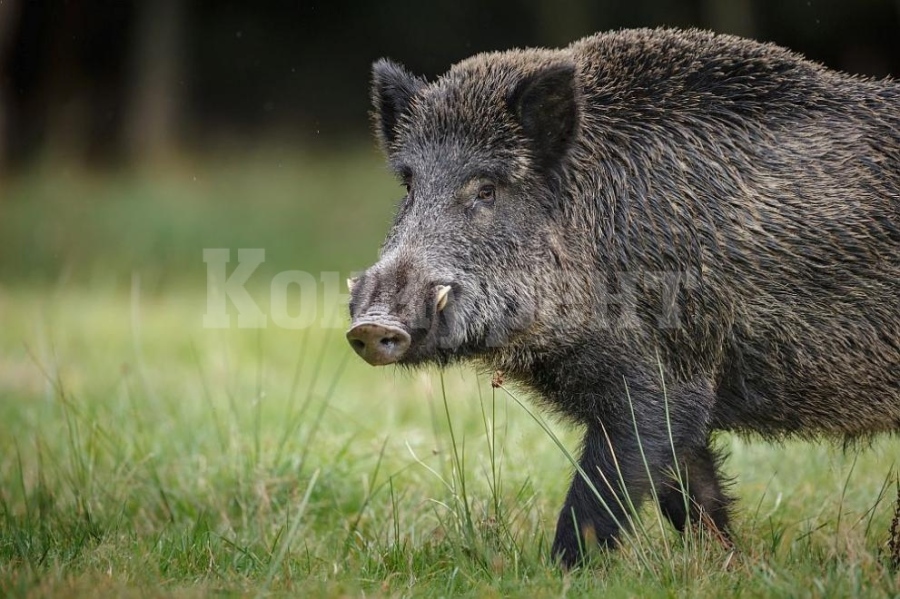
[507,63,578,172]
[371,58,426,149]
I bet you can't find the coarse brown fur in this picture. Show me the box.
[349,28,900,568]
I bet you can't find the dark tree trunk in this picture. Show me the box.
[701,0,757,38]
[533,0,593,48]
[126,0,186,164]
[0,0,20,175]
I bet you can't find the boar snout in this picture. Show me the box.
[347,273,456,366]
[346,322,411,366]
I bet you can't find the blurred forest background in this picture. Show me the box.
[2,0,900,168]
[0,0,899,286]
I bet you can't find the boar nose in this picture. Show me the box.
[346,322,412,366]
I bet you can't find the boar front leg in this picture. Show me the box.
[550,380,715,568]
[657,441,734,537]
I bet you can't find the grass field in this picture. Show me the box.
[1,152,899,597]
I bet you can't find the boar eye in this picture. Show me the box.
[476,184,496,204]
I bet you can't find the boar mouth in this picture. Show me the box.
[347,282,458,366]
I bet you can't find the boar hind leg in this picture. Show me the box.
[658,442,733,538]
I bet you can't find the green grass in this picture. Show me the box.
[0,146,399,288]
[1,154,899,597]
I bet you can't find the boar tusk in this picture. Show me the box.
[435,285,452,312]
[347,277,359,293]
